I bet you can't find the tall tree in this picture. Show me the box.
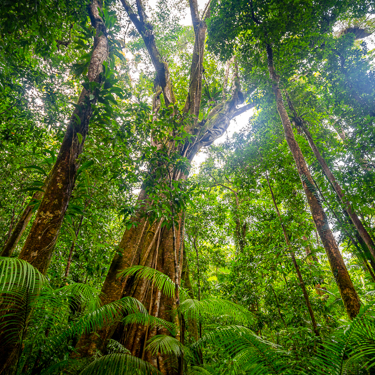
[16,0,109,274]
[72,0,254,371]
[207,0,363,318]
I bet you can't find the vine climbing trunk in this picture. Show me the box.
[266,44,361,319]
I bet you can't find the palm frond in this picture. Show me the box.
[313,304,375,375]
[196,325,290,375]
[0,258,49,347]
[79,353,162,374]
[55,283,101,312]
[39,359,82,375]
[178,298,254,325]
[106,339,131,354]
[123,312,177,335]
[0,257,47,293]
[146,335,184,357]
[44,297,146,353]
[118,266,175,298]
[186,366,216,375]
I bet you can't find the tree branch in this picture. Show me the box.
[120,0,175,106]
[189,0,200,27]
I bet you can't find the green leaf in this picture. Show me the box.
[24,165,47,176]
[77,132,83,144]
[118,266,175,298]
[77,160,94,175]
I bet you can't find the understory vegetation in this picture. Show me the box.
[1,0,375,374]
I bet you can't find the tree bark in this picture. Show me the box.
[0,2,109,373]
[309,173,375,280]
[266,44,360,319]
[266,174,320,337]
[73,0,255,371]
[286,92,375,266]
[16,0,108,275]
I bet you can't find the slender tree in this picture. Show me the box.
[265,173,320,337]
[266,45,360,318]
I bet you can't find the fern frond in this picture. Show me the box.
[0,257,47,293]
[79,353,162,374]
[44,297,145,353]
[123,312,177,335]
[118,266,175,298]
[178,298,254,325]
[106,339,131,354]
[196,325,290,374]
[146,335,184,357]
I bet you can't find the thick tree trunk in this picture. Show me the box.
[0,2,108,373]
[266,174,320,337]
[266,44,360,319]
[73,192,184,373]
[286,93,375,266]
[1,176,50,257]
[73,0,254,371]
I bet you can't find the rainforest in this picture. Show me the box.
[0,0,375,374]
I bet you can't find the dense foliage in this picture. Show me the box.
[0,0,375,374]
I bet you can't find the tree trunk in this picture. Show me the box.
[286,92,375,266]
[1,175,50,257]
[266,44,360,319]
[16,1,108,275]
[0,3,108,373]
[308,163,375,278]
[73,194,184,371]
[72,0,254,371]
[266,174,320,337]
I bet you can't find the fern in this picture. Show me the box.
[196,325,292,375]
[146,335,184,357]
[118,265,176,298]
[79,353,162,374]
[178,298,254,326]
[123,312,177,335]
